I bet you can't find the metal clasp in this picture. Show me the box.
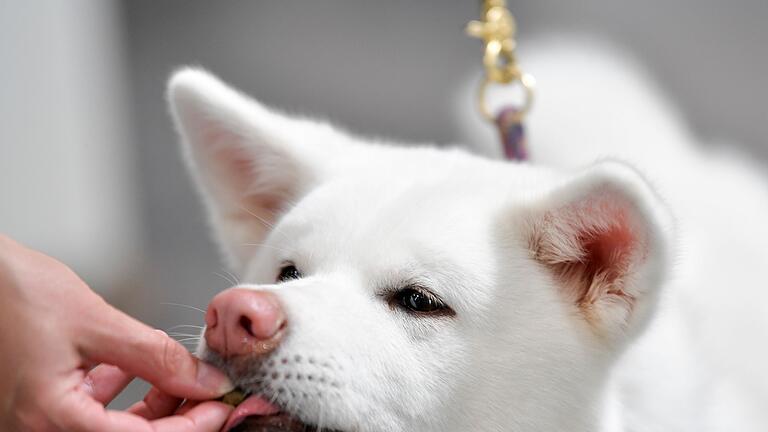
[466,0,535,122]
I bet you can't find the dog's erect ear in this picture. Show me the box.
[521,161,672,342]
[167,68,349,270]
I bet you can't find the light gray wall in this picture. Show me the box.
[1,0,141,291]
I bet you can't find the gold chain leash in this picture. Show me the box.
[466,0,535,123]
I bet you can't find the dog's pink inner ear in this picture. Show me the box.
[211,145,284,224]
[186,115,302,270]
[530,189,648,332]
[198,124,295,233]
[206,133,255,197]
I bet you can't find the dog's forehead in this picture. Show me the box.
[292,153,553,232]
[296,173,493,235]
[276,163,529,270]
[266,151,560,280]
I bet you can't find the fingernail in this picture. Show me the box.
[197,362,234,394]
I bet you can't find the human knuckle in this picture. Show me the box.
[158,336,188,375]
[143,388,167,416]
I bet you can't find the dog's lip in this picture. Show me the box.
[222,394,343,432]
[223,394,281,431]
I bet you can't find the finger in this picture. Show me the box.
[128,387,183,420]
[79,364,134,404]
[150,401,232,432]
[53,389,231,432]
[77,301,232,400]
[53,389,155,432]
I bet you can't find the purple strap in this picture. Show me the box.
[495,107,528,161]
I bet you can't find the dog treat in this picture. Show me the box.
[220,389,247,407]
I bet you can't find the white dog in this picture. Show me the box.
[167,38,768,432]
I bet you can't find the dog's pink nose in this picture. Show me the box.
[204,288,286,357]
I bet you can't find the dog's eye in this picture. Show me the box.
[277,264,302,282]
[393,288,452,315]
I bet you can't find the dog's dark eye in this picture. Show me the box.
[277,264,301,282]
[393,288,452,315]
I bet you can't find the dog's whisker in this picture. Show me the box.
[160,302,206,315]
[241,243,293,254]
[239,204,275,228]
[317,403,325,432]
[166,324,204,331]
[223,269,241,285]
[168,333,202,338]
[169,333,202,338]
[238,204,290,241]
[177,342,200,348]
[213,270,237,286]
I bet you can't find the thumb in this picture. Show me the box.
[76,299,233,400]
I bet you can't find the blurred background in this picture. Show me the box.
[2,0,766,407]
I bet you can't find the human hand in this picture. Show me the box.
[0,235,234,431]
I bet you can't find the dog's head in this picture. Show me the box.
[168,69,672,432]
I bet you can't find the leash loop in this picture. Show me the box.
[477,73,535,123]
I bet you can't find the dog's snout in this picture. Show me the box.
[204,288,286,357]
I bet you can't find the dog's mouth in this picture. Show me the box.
[223,394,337,432]
[229,414,308,432]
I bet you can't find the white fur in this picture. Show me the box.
[459,36,768,431]
[167,37,768,431]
